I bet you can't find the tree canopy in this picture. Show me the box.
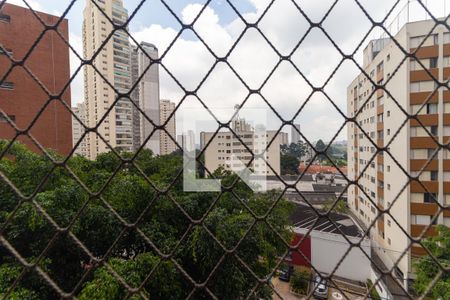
[413,225,450,299]
[0,140,293,299]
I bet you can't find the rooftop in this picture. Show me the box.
[289,203,362,238]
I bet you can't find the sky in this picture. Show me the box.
[5,0,450,142]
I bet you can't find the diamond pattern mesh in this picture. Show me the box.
[0,0,450,299]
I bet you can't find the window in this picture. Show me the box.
[427,103,438,114]
[0,13,10,23]
[0,81,14,90]
[410,35,437,48]
[444,33,450,44]
[412,215,431,225]
[0,114,15,122]
[443,56,450,68]
[428,148,436,159]
[430,171,438,181]
[430,57,438,68]
[424,193,437,203]
[411,81,436,93]
[0,46,12,56]
[430,125,438,136]
[377,61,384,73]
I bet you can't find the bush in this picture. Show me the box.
[290,269,310,294]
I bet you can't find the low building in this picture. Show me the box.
[200,111,284,176]
[288,204,371,282]
[298,163,347,175]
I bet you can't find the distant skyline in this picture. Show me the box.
[5,0,450,142]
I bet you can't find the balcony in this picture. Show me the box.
[410,68,439,83]
[410,137,438,149]
[410,224,437,238]
[410,45,439,59]
[410,90,438,105]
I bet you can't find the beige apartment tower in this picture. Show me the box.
[72,102,88,157]
[347,19,450,287]
[160,100,176,155]
[83,0,133,159]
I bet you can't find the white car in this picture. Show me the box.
[313,275,329,299]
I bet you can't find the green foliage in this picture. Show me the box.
[413,225,450,299]
[280,154,300,175]
[0,141,294,299]
[290,269,310,294]
[280,141,307,174]
[366,279,381,300]
[314,140,347,165]
[280,141,306,158]
[322,199,348,214]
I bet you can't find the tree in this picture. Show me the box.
[315,139,327,161]
[413,225,450,299]
[290,269,310,294]
[280,141,306,158]
[0,141,294,299]
[280,154,300,175]
[322,198,348,214]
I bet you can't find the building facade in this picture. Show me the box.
[291,123,301,144]
[347,19,450,286]
[200,114,283,176]
[72,102,88,157]
[177,130,196,153]
[83,0,133,159]
[159,99,176,155]
[131,42,160,154]
[0,3,72,155]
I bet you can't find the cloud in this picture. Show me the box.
[132,0,397,141]
[6,0,446,143]
[68,32,84,105]
[6,0,43,12]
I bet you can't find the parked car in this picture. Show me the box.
[278,264,294,282]
[313,274,329,299]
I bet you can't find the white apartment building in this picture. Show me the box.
[131,42,160,155]
[160,99,176,155]
[72,102,88,157]
[291,123,301,144]
[83,0,133,159]
[200,115,286,176]
[347,19,450,287]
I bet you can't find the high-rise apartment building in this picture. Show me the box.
[347,20,450,287]
[0,3,72,155]
[177,130,196,153]
[83,0,133,159]
[131,42,160,154]
[291,124,301,144]
[72,102,88,157]
[160,100,176,155]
